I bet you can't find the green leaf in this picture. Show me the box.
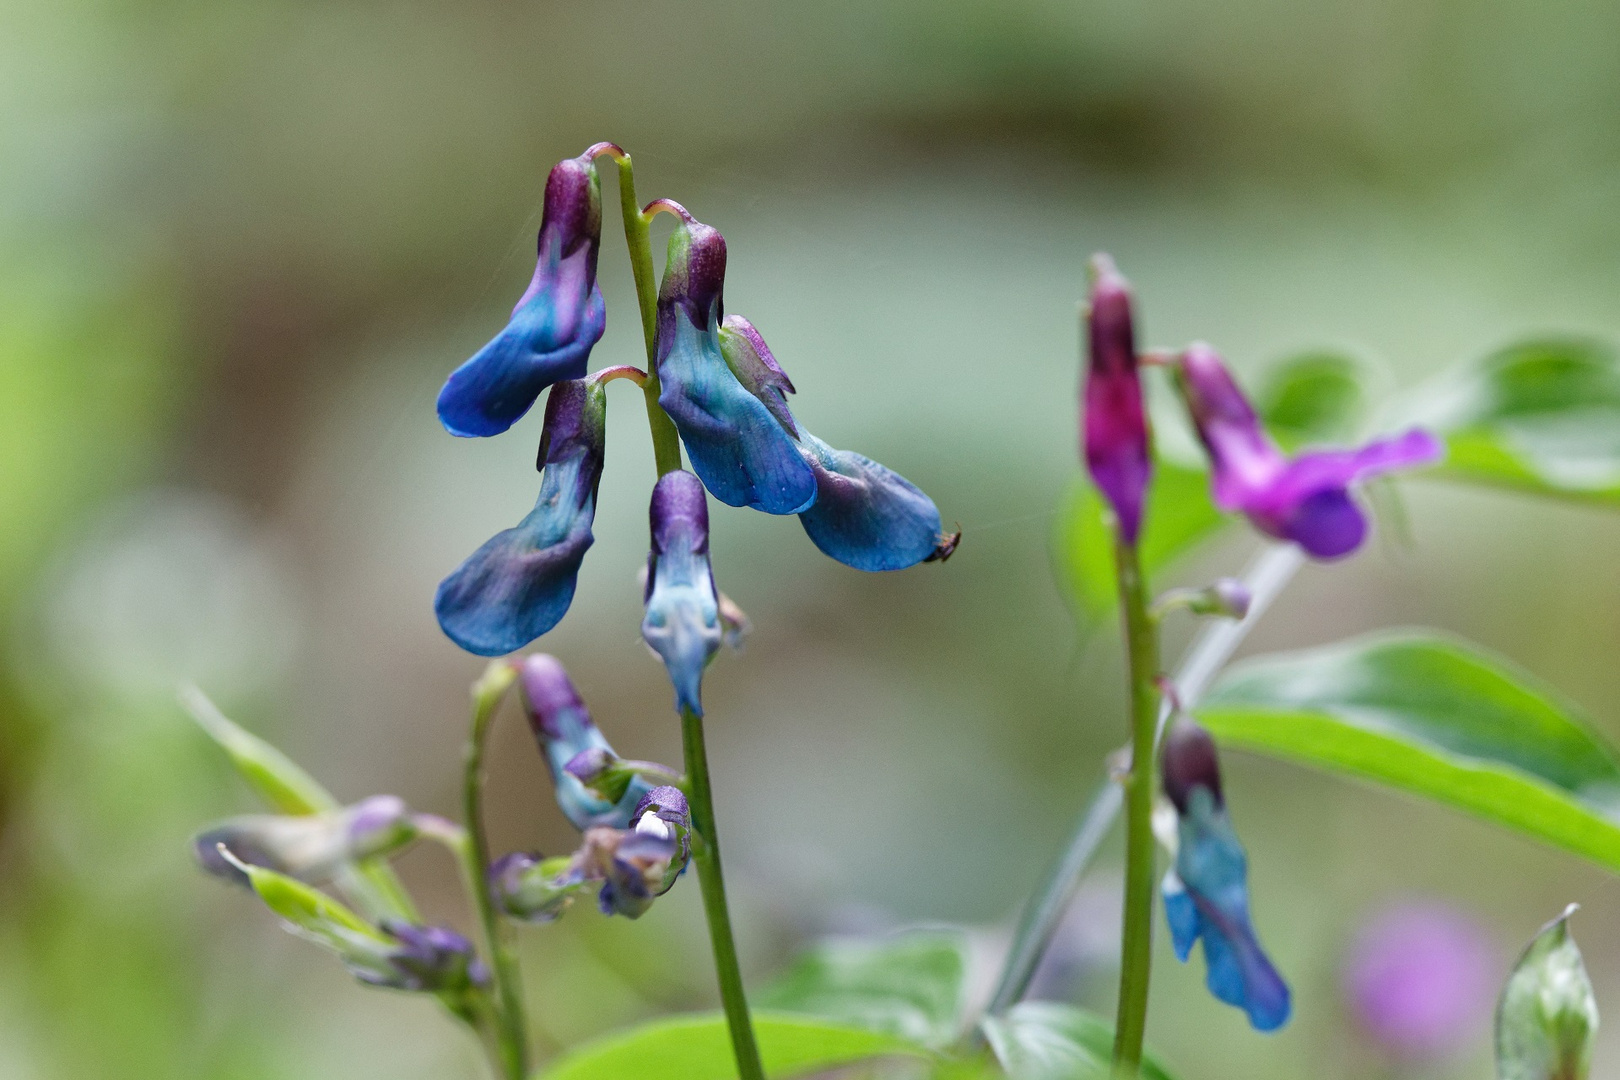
[1497,905,1598,1080]
[536,1011,930,1080]
[1405,337,1620,503]
[980,1003,1180,1080]
[180,684,337,814]
[1197,631,1620,872]
[756,930,970,1050]
[1054,350,1372,620]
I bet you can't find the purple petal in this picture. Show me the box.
[1083,256,1152,543]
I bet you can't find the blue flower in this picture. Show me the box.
[718,314,952,571]
[437,152,607,438]
[435,379,605,655]
[653,211,818,514]
[517,653,650,831]
[641,470,723,716]
[1160,719,1291,1032]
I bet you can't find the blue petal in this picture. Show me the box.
[434,458,596,656]
[539,706,651,831]
[795,433,944,571]
[642,550,721,717]
[437,281,605,438]
[1161,872,1199,962]
[657,308,817,514]
[1168,788,1292,1032]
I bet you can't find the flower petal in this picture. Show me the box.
[795,432,946,571]
[518,654,651,831]
[642,471,723,716]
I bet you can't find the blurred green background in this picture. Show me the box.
[7,0,1620,1076]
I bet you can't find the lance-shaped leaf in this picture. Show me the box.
[436,378,605,656]
[1497,905,1598,1080]
[1197,632,1620,873]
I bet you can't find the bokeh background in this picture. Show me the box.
[7,0,1620,1076]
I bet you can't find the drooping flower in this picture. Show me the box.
[717,314,951,571]
[641,470,722,716]
[435,379,605,655]
[1082,254,1152,545]
[653,211,818,515]
[1159,718,1291,1031]
[1173,342,1442,559]
[437,151,606,437]
[364,921,491,994]
[194,794,416,886]
[518,653,649,830]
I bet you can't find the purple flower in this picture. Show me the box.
[1344,901,1496,1062]
[437,151,606,438]
[1173,342,1442,559]
[193,795,415,887]
[1082,255,1152,545]
[518,654,650,830]
[641,471,722,716]
[364,921,490,994]
[1160,719,1291,1031]
[435,379,605,655]
[717,315,950,572]
[654,212,818,515]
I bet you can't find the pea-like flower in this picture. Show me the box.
[435,379,605,656]
[193,794,416,886]
[363,920,491,995]
[641,470,723,716]
[654,211,817,515]
[1173,343,1442,559]
[518,653,649,830]
[437,151,606,438]
[1159,718,1291,1031]
[1083,255,1152,545]
[718,315,950,571]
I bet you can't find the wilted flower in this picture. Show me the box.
[1173,342,1442,559]
[653,210,817,515]
[194,794,415,886]
[1344,901,1496,1062]
[518,653,649,830]
[1159,718,1291,1031]
[641,470,722,716]
[435,378,606,655]
[1082,255,1152,545]
[437,151,606,438]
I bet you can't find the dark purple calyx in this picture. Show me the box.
[648,470,711,562]
[518,653,590,743]
[656,220,728,355]
[539,154,603,267]
[1160,718,1224,814]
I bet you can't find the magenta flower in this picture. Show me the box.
[1344,901,1497,1062]
[1173,342,1442,559]
[1082,255,1152,545]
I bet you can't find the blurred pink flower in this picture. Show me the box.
[1344,901,1498,1061]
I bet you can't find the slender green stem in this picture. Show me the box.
[681,706,765,1080]
[604,151,683,476]
[464,665,529,1080]
[1111,541,1162,1077]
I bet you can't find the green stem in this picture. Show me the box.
[1111,540,1161,1077]
[604,150,683,476]
[681,706,765,1080]
[464,668,529,1080]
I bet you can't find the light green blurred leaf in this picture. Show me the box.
[1054,350,1372,619]
[1406,337,1620,502]
[1198,631,1620,872]
[756,930,970,1050]
[979,1003,1180,1080]
[537,1011,930,1080]
[1497,905,1598,1080]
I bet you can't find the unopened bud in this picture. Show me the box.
[1497,904,1598,1080]
[488,851,590,924]
[194,795,415,886]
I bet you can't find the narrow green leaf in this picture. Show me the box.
[1405,337,1620,503]
[756,930,970,1050]
[537,1012,929,1080]
[1497,905,1598,1080]
[180,684,337,814]
[980,1003,1180,1080]
[1198,632,1620,872]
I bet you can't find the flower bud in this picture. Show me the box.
[578,826,679,920]
[518,653,649,830]
[1159,719,1223,815]
[437,152,606,437]
[194,795,415,887]
[488,851,590,923]
[365,920,491,994]
[1083,255,1152,545]
[435,378,606,655]
[641,471,723,716]
[1497,905,1598,1080]
[654,216,817,515]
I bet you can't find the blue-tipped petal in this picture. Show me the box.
[641,471,723,716]
[795,432,946,571]
[437,153,606,438]
[518,655,650,831]
[435,381,605,656]
[654,221,817,514]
